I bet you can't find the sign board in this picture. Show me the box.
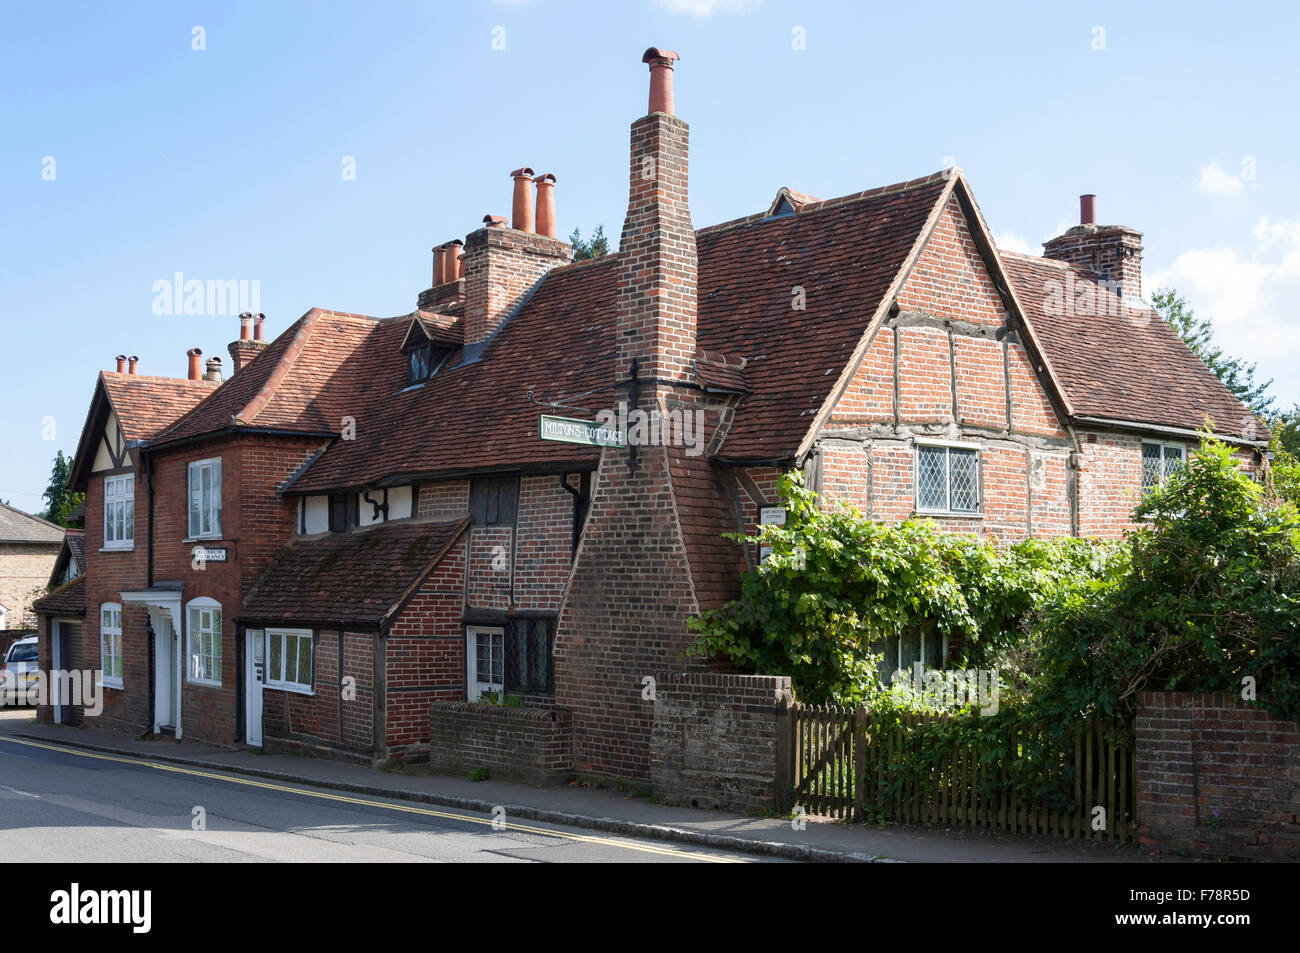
[191,546,229,563]
[759,506,787,526]
[538,415,626,448]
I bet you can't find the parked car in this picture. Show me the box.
[1,636,39,706]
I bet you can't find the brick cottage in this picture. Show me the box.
[34,48,1266,781]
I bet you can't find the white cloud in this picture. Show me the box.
[995,231,1038,256]
[1196,162,1245,197]
[652,0,762,16]
[1148,216,1300,404]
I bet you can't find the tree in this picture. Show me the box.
[569,225,609,261]
[40,450,83,526]
[1150,287,1274,416]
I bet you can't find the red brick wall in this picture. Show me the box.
[462,226,571,349]
[820,193,1073,540]
[1136,692,1300,860]
[148,435,320,745]
[77,462,152,734]
[262,628,375,754]
[385,535,467,756]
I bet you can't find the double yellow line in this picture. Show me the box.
[0,736,744,863]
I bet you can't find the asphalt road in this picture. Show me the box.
[0,735,765,863]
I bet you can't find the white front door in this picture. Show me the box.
[154,614,179,732]
[245,629,264,746]
[465,626,504,701]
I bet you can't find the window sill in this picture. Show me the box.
[186,678,222,690]
[182,537,226,544]
[914,510,984,520]
[266,683,314,696]
[99,678,124,691]
[99,545,135,553]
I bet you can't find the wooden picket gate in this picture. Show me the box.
[790,704,1138,841]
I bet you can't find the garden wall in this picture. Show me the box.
[650,672,795,814]
[428,701,572,785]
[1136,691,1300,860]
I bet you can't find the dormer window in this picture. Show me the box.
[402,319,452,386]
[408,343,432,384]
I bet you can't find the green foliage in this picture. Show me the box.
[688,472,1119,705]
[40,450,83,526]
[569,225,610,261]
[467,766,489,782]
[1030,436,1300,724]
[1150,287,1274,416]
[1267,432,1300,511]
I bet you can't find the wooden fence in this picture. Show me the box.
[791,704,1137,841]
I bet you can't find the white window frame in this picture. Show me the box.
[266,628,315,694]
[466,626,505,702]
[102,473,134,550]
[914,441,982,516]
[100,602,123,689]
[1141,440,1186,495]
[188,458,223,539]
[185,597,223,687]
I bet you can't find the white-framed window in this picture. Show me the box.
[915,442,981,515]
[186,597,222,686]
[100,603,123,689]
[267,628,314,694]
[1142,441,1186,495]
[103,474,134,549]
[188,458,222,539]
[466,626,504,701]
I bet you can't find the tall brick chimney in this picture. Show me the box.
[460,176,571,361]
[554,47,709,784]
[229,312,269,375]
[1043,194,1144,304]
[616,47,696,389]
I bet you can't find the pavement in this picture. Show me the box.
[0,709,1162,863]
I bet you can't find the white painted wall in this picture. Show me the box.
[302,496,329,535]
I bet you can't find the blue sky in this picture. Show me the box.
[2,0,1297,511]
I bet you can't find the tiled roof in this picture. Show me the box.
[241,518,469,629]
[100,373,218,441]
[154,310,391,445]
[286,174,950,491]
[1001,252,1265,441]
[0,504,64,544]
[669,439,744,612]
[31,575,85,616]
[66,530,86,572]
[288,258,619,492]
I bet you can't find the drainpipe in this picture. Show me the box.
[145,447,156,734]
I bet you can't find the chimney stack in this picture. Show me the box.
[229,313,270,375]
[511,167,536,232]
[534,173,557,239]
[447,239,463,281]
[205,356,223,383]
[115,355,126,374]
[616,47,696,389]
[1043,192,1144,304]
[644,47,679,115]
[433,245,447,286]
[128,356,138,375]
[187,348,202,381]
[461,210,571,360]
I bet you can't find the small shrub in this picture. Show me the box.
[467,766,489,782]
